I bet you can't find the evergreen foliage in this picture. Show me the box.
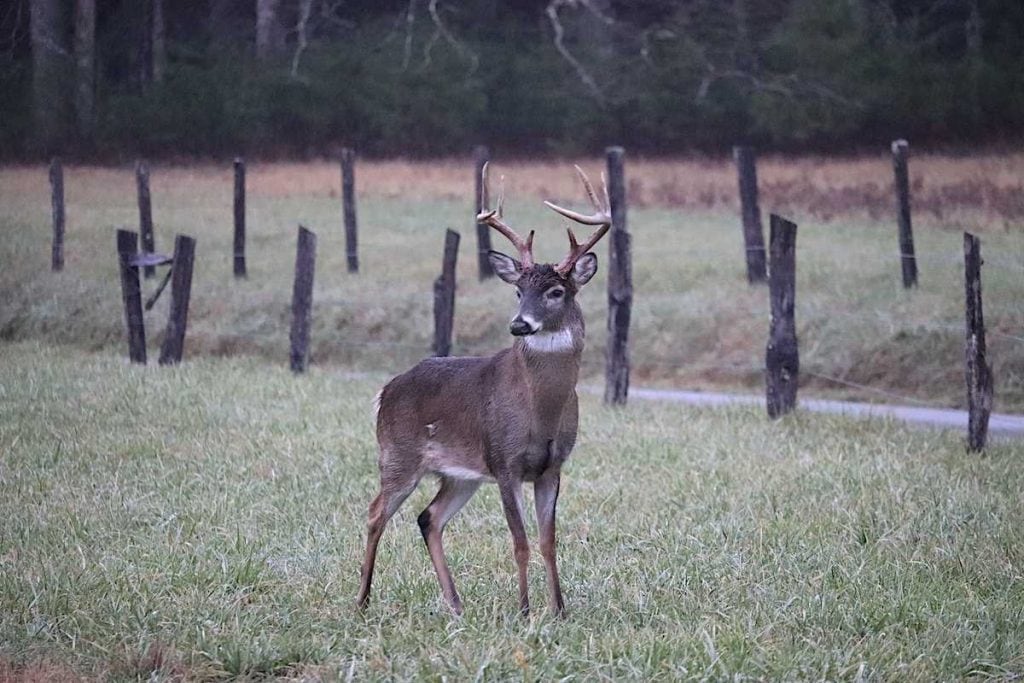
[2,0,1022,159]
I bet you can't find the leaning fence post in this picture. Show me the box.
[290,226,317,373]
[433,229,460,357]
[605,146,632,406]
[233,157,246,278]
[135,160,156,279]
[765,214,799,418]
[733,145,767,284]
[963,232,992,452]
[116,229,147,364]
[341,148,359,273]
[49,157,65,271]
[892,140,918,288]
[159,234,197,366]
[473,145,494,280]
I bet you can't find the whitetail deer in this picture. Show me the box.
[356,165,611,617]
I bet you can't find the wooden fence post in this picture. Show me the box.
[765,214,799,418]
[290,226,317,373]
[50,157,65,271]
[605,146,632,406]
[891,140,918,288]
[964,232,992,452]
[159,234,197,366]
[733,145,767,284]
[135,160,156,279]
[233,157,246,278]
[116,229,146,364]
[341,147,359,273]
[473,145,494,280]
[433,229,460,357]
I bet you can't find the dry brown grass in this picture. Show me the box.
[0,658,93,683]
[7,151,1023,228]
[249,152,1024,229]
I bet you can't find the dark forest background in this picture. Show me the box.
[4,0,1023,160]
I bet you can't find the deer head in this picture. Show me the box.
[478,164,611,338]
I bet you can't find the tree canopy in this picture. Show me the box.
[4,0,1023,159]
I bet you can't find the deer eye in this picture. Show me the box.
[515,289,522,299]
[547,288,565,300]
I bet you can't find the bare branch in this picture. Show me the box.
[401,0,417,71]
[377,6,408,49]
[0,0,27,54]
[318,0,355,31]
[290,0,315,81]
[545,0,604,103]
[420,26,441,69]
[426,0,479,76]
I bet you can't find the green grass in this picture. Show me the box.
[1,342,1023,680]
[0,164,1022,411]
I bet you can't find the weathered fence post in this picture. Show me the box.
[159,234,197,366]
[290,226,317,373]
[116,229,146,364]
[233,157,246,278]
[135,160,156,279]
[733,145,767,284]
[341,147,359,273]
[765,214,799,418]
[892,139,918,288]
[433,229,460,357]
[473,145,494,280]
[49,157,65,271]
[963,232,992,452]
[605,146,632,406]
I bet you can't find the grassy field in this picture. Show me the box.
[1,342,1022,680]
[1,156,1023,412]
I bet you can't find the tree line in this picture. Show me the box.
[3,0,1023,160]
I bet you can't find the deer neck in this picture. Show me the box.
[510,305,584,398]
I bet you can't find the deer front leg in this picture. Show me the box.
[534,468,565,616]
[497,478,530,615]
[417,477,481,616]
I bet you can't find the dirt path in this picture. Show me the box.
[584,386,1024,439]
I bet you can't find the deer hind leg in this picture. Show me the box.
[356,466,419,610]
[417,477,481,615]
[497,478,530,615]
[534,469,565,616]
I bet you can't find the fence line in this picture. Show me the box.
[36,158,1019,440]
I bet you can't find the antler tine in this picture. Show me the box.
[546,167,613,275]
[543,165,611,226]
[497,173,505,217]
[476,163,534,268]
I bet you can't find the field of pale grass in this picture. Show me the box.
[1,343,1022,680]
[1,155,1022,410]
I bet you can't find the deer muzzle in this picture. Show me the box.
[510,317,538,336]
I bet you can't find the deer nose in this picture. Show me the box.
[509,318,536,336]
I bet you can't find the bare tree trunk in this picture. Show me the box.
[134,0,154,93]
[256,0,285,60]
[30,0,66,153]
[964,0,983,125]
[153,0,166,83]
[73,0,95,143]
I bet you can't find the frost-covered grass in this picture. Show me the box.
[1,342,1022,680]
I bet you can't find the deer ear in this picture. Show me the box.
[488,250,522,284]
[571,252,598,287]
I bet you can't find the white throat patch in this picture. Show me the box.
[523,328,576,353]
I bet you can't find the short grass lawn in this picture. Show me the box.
[1,342,1022,680]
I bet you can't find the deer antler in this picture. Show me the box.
[545,165,612,276]
[476,162,535,269]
